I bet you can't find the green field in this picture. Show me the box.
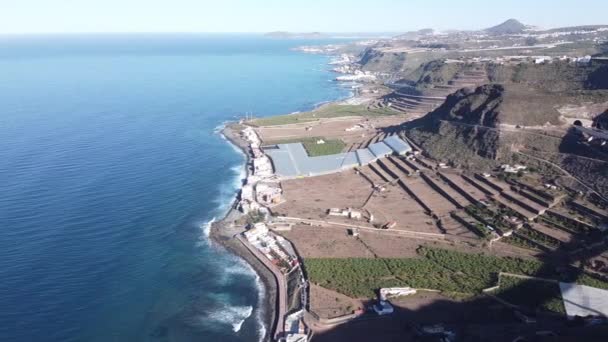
[305,247,608,299]
[250,104,398,127]
[492,275,565,314]
[265,136,345,156]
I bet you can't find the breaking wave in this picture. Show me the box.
[199,217,215,239]
[210,304,254,332]
[193,127,266,340]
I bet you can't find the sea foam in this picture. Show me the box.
[211,304,254,332]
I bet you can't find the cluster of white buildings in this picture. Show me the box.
[335,70,377,82]
[453,54,593,66]
[256,182,283,206]
[238,127,283,214]
[533,55,592,65]
[327,207,363,220]
[523,27,608,40]
[500,164,527,174]
[244,222,298,273]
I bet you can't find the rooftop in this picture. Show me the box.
[264,136,411,178]
[560,282,608,318]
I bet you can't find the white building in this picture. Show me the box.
[501,164,527,173]
[379,287,417,301]
[244,222,269,242]
[253,156,273,177]
[240,184,254,202]
[255,182,282,205]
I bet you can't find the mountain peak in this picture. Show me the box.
[485,19,528,34]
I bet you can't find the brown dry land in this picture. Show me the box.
[272,170,372,219]
[309,284,364,318]
[250,98,608,340]
[365,186,439,233]
[282,225,448,259]
[282,225,373,258]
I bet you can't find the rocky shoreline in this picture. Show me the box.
[209,124,277,342]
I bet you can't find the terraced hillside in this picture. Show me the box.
[369,62,489,118]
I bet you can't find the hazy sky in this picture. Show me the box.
[1,0,606,34]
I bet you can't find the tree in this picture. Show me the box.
[525,37,539,46]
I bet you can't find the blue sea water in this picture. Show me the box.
[0,34,351,342]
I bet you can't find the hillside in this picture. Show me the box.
[403,61,608,194]
[405,84,563,165]
[485,19,528,35]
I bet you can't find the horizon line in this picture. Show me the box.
[0,31,402,36]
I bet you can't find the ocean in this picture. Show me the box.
[0,34,351,342]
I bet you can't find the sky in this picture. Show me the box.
[1,0,607,34]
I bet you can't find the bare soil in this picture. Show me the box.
[404,177,459,215]
[282,225,372,258]
[364,184,440,233]
[309,284,364,319]
[272,170,373,219]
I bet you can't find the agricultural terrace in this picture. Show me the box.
[305,247,608,299]
[251,104,398,126]
[264,136,345,157]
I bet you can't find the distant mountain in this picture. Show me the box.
[264,31,327,39]
[394,28,435,40]
[485,19,528,35]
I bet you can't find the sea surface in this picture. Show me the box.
[0,34,351,342]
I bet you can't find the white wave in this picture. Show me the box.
[257,322,267,342]
[209,251,262,287]
[229,255,268,341]
[209,254,268,340]
[223,257,258,278]
[212,165,245,212]
[209,304,254,333]
[253,271,267,341]
[199,217,216,239]
[213,122,227,134]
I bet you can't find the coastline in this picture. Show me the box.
[209,124,278,342]
[208,51,372,341]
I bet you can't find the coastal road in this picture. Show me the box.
[236,235,287,341]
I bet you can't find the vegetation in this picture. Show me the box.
[246,210,265,224]
[308,247,545,298]
[502,234,541,251]
[474,222,491,238]
[493,275,565,314]
[305,247,608,299]
[518,227,562,249]
[265,136,345,156]
[250,104,398,126]
[541,213,592,234]
[465,203,517,231]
